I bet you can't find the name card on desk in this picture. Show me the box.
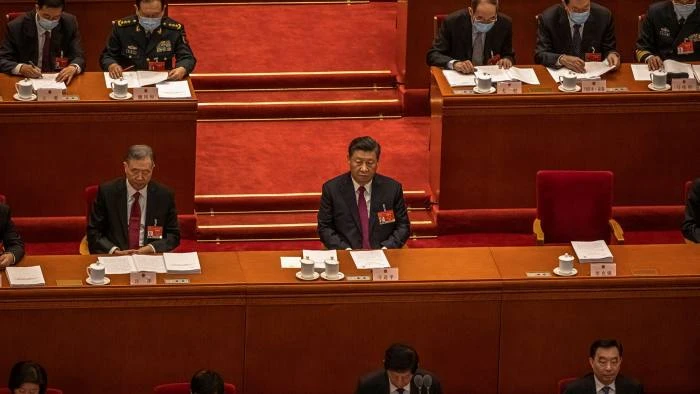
[671,78,697,92]
[497,81,522,94]
[581,79,606,93]
[37,88,64,101]
[591,263,616,277]
[372,268,399,281]
[130,271,156,285]
[133,87,159,100]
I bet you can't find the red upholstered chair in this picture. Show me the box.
[5,12,24,22]
[433,14,446,39]
[0,389,63,394]
[638,14,646,35]
[533,170,624,244]
[557,377,577,394]
[79,185,99,255]
[0,194,5,204]
[153,382,237,394]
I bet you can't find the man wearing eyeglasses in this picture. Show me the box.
[535,0,620,73]
[427,0,514,74]
[564,339,644,394]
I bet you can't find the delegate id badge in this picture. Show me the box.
[377,206,395,225]
[147,60,166,71]
[147,220,163,239]
[54,56,69,69]
[487,53,501,65]
[585,52,602,62]
[678,39,694,55]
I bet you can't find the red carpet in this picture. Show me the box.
[168,3,397,73]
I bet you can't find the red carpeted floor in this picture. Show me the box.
[168,3,397,73]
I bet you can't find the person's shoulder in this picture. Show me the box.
[540,3,563,19]
[444,8,468,24]
[162,17,185,31]
[357,369,386,387]
[149,180,175,196]
[7,11,32,29]
[591,2,612,14]
[374,173,402,188]
[112,15,138,29]
[60,12,78,22]
[497,12,513,24]
[99,178,124,191]
[616,374,643,390]
[563,374,594,393]
[647,0,671,15]
[323,172,351,188]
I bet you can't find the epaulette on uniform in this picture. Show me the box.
[163,21,183,31]
[113,18,137,28]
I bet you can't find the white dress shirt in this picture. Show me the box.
[594,375,616,394]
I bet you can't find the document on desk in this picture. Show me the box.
[547,61,614,81]
[475,65,540,85]
[631,60,698,81]
[5,266,46,287]
[571,240,613,263]
[31,74,66,90]
[280,256,302,269]
[163,252,201,274]
[442,69,476,86]
[98,255,167,273]
[156,80,192,98]
[302,249,338,268]
[350,250,390,270]
[103,71,168,88]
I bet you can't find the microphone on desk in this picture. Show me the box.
[413,375,424,394]
[423,374,433,394]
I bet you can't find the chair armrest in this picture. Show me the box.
[533,218,544,245]
[608,219,625,244]
[79,235,90,255]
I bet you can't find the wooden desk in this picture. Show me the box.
[0,72,197,216]
[1,245,699,394]
[429,64,700,210]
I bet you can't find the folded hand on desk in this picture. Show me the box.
[0,253,14,268]
[453,60,476,74]
[559,55,586,73]
[497,57,513,69]
[168,66,187,81]
[606,52,621,70]
[646,56,664,71]
[56,65,79,85]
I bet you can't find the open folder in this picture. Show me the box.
[103,71,168,88]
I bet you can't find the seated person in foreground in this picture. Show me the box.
[564,339,643,394]
[355,343,443,394]
[191,369,224,394]
[535,0,620,73]
[87,144,180,254]
[427,0,514,74]
[636,0,700,70]
[317,136,410,250]
[1,202,24,268]
[682,178,700,242]
[8,361,48,394]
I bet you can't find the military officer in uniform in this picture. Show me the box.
[100,0,195,80]
[636,0,700,70]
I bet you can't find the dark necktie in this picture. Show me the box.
[128,191,142,249]
[396,389,405,394]
[602,386,611,394]
[357,186,370,249]
[572,24,582,59]
[41,31,51,72]
[679,17,686,26]
[472,31,484,66]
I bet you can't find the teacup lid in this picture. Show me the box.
[18,78,32,85]
[559,253,575,261]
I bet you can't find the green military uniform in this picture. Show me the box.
[636,1,700,63]
[100,15,196,74]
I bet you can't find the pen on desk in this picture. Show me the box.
[123,65,135,71]
[27,61,42,78]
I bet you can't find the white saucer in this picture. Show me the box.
[321,272,345,281]
[86,276,111,285]
[295,271,320,281]
[13,93,37,101]
[558,84,581,93]
[553,267,578,277]
[109,92,132,100]
[647,83,671,92]
[473,86,496,94]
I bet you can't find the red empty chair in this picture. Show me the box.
[534,170,624,244]
[5,12,24,22]
[153,382,237,394]
[433,14,446,39]
[79,185,99,255]
[557,377,577,394]
[0,389,63,394]
[0,194,5,204]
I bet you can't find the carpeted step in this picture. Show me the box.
[197,88,401,120]
[195,190,431,213]
[191,71,396,90]
[196,209,436,240]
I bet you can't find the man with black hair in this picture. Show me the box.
[355,343,443,394]
[0,0,84,83]
[317,136,410,250]
[191,370,224,394]
[564,339,644,394]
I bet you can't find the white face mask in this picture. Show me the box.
[138,15,162,32]
[674,1,697,19]
[38,16,59,30]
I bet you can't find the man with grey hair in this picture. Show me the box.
[87,144,180,254]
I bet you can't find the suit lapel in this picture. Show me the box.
[341,175,361,232]
[50,19,65,60]
[581,11,600,53]
[369,176,381,235]
[145,182,154,229]
[22,12,39,63]
[116,181,128,243]
[145,26,163,57]
[557,7,573,54]
[463,16,474,60]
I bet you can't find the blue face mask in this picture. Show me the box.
[474,20,495,33]
[38,16,59,30]
[568,10,590,25]
[138,16,162,32]
[674,2,697,19]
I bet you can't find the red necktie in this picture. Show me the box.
[357,186,370,249]
[41,31,51,72]
[128,191,141,249]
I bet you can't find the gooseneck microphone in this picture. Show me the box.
[423,374,433,394]
[413,374,424,394]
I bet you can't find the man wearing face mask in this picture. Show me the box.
[535,0,620,74]
[100,0,196,81]
[636,0,700,70]
[427,0,514,74]
[0,0,84,84]
[563,339,643,394]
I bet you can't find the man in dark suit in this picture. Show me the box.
[427,0,514,74]
[355,343,442,394]
[318,136,410,250]
[636,0,700,70]
[87,145,180,255]
[0,0,84,84]
[682,178,700,242]
[564,339,644,394]
[0,203,24,267]
[535,0,620,73]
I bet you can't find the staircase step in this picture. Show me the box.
[196,88,398,103]
[196,210,436,240]
[191,71,396,91]
[195,190,431,212]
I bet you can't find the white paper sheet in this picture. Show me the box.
[280,256,302,269]
[474,66,540,85]
[547,61,614,82]
[103,71,168,88]
[31,74,66,90]
[98,255,137,274]
[302,249,338,269]
[441,69,476,86]
[156,80,192,98]
[163,252,201,273]
[132,254,167,273]
[350,250,390,270]
[5,266,46,287]
[571,240,614,263]
[630,64,653,81]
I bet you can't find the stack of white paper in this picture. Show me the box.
[442,70,476,86]
[350,250,390,269]
[475,65,541,85]
[631,60,699,81]
[103,71,168,88]
[302,249,338,269]
[98,255,167,274]
[31,74,66,90]
[5,266,46,287]
[156,80,192,98]
[547,61,615,81]
[163,252,201,274]
[571,240,614,263]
